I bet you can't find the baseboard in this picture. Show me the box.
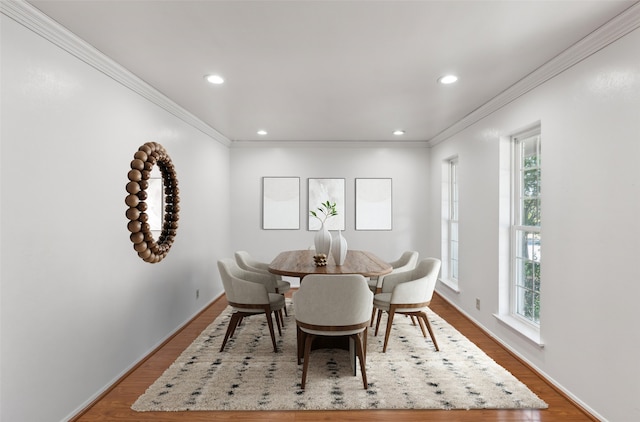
[66,291,225,422]
[434,292,605,422]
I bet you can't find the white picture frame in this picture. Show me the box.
[355,178,392,230]
[262,177,300,230]
[308,178,345,230]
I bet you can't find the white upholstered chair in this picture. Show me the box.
[293,274,373,389]
[367,251,419,294]
[235,250,292,315]
[217,258,286,353]
[372,257,441,353]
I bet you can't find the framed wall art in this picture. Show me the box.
[355,178,392,230]
[308,178,345,230]
[262,177,300,230]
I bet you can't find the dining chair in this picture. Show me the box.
[293,274,373,389]
[235,250,292,315]
[217,258,286,352]
[372,257,441,353]
[367,251,419,294]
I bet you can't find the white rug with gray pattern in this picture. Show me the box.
[132,301,548,411]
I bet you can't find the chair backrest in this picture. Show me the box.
[377,251,419,286]
[391,251,419,270]
[294,274,373,327]
[217,258,270,305]
[234,250,270,273]
[390,257,441,304]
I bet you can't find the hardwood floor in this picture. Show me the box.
[71,292,596,422]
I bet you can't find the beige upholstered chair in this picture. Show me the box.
[235,250,292,315]
[367,251,419,294]
[293,274,373,389]
[372,257,441,353]
[217,258,286,353]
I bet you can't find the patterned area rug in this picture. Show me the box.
[132,301,547,411]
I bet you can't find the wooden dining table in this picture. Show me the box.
[268,249,392,279]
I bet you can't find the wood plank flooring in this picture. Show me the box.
[71,292,596,422]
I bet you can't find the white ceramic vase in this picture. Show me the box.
[331,230,348,265]
[314,222,332,256]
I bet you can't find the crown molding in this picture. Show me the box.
[427,1,640,147]
[230,140,430,149]
[1,0,232,147]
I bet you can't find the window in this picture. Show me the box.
[511,130,541,325]
[441,157,459,290]
[449,159,459,282]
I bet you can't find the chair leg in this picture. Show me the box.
[374,309,383,336]
[220,312,242,352]
[273,311,282,337]
[352,332,368,389]
[301,333,315,389]
[264,310,278,352]
[382,308,396,353]
[296,325,305,364]
[362,325,368,362]
[229,312,245,337]
[370,306,376,327]
[420,311,439,351]
[279,308,285,328]
[415,312,428,337]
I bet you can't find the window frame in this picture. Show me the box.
[440,156,460,292]
[510,129,541,327]
[448,158,459,283]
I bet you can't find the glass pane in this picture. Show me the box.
[523,169,540,197]
[522,199,540,226]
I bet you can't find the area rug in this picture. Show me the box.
[132,301,548,411]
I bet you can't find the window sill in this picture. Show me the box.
[438,278,460,293]
[493,313,544,348]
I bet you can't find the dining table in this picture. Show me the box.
[268,249,392,279]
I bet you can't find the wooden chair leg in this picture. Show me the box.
[420,311,439,351]
[352,332,368,389]
[232,315,244,335]
[273,311,282,336]
[415,312,428,337]
[370,306,376,327]
[362,326,368,362]
[264,310,278,352]
[301,333,315,389]
[382,308,396,353]
[296,325,305,364]
[220,312,242,352]
[374,309,384,336]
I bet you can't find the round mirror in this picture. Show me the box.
[125,142,180,263]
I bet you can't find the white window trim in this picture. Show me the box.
[497,125,542,346]
[440,156,459,291]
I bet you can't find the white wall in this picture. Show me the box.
[428,27,640,422]
[1,15,230,421]
[229,144,431,268]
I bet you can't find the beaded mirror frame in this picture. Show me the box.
[125,142,180,263]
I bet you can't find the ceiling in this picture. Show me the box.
[27,0,636,144]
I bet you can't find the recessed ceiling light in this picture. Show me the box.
[204,74,224,84]
[257,130,268,136]
[438,74,458,84]
[393,130,405,136]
